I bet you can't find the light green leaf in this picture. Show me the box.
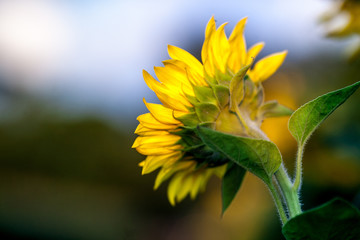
[197,126,282,184]
[259,100,293,118]
[221,162,246,215]
[289,81,360,146]
[282,198,360,240]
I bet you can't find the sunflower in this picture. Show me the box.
[132,17,290,206]
[321,0,360,60]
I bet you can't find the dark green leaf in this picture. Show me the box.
[289,81,360,146]
[197,126,282,184]
[221,162,246,215]
[282,198,360,240]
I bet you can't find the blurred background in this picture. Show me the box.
[0,0,359,239]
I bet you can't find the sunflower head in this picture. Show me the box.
[133,17,291,206]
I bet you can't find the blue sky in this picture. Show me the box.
[0,0,346,123]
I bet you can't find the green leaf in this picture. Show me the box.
[197,126,282,184]
[221,162,246,215]
[259,100,293,118]
[289,81,360,146]
[282,198,360,240]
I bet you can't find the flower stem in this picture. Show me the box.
[268,181,288,225]
[293,145,304,191]
[275,164,302,218]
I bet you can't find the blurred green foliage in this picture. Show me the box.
[0,49,360,240]
[0,101,197,240]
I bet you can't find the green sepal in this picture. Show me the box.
[259,100,293,118]
[176,125,229,168]
[221,162,246,215]
[282,198,360,240]
[181,144,204,152]
[185,94,199,106]
[175,112,199,127]
[198,122,216,129]
[193,85,217,104]
[212,85,230,109]
[229,64,251,112]
[195,103,220,122]
[185,105,196,113]
[243,80,264,111]
[173,126,199,146]
[196,126,282,185]
[204,71,217,85]
[289,81,360,146]
[215,69,233,86]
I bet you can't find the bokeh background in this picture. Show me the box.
[0,0,359,239]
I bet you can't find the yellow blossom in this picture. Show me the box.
[321,0,360,60]
[133,17,289,205]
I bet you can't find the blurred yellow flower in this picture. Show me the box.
[133,17,289,205]
[321,0,360,60]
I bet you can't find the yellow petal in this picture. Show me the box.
[212,23,230,74]
[246,42,265,65]
[176,173,194,202]
[154,64,194,96]
[132,134,181,148]
[137,113,178,130]
[162,59,187,68]
[187,169,213,199]
[134,124,148,134]
[201,16,216,77]
[213,164,227,178]
[248,51,288,82]
[189,166,225,198]
[168,45,203,77]
[228,17,248,73]
[162,59,207,87]
[135,124,170,136]
[137,130,170,137]
[229,17,247,42]
[141,152,181,174]
[143,70,190,111]
[190,173,203,199]
[167,172,186,206]
[136,144,181,156]
[154,161,195,190]
[144,99,182,125]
